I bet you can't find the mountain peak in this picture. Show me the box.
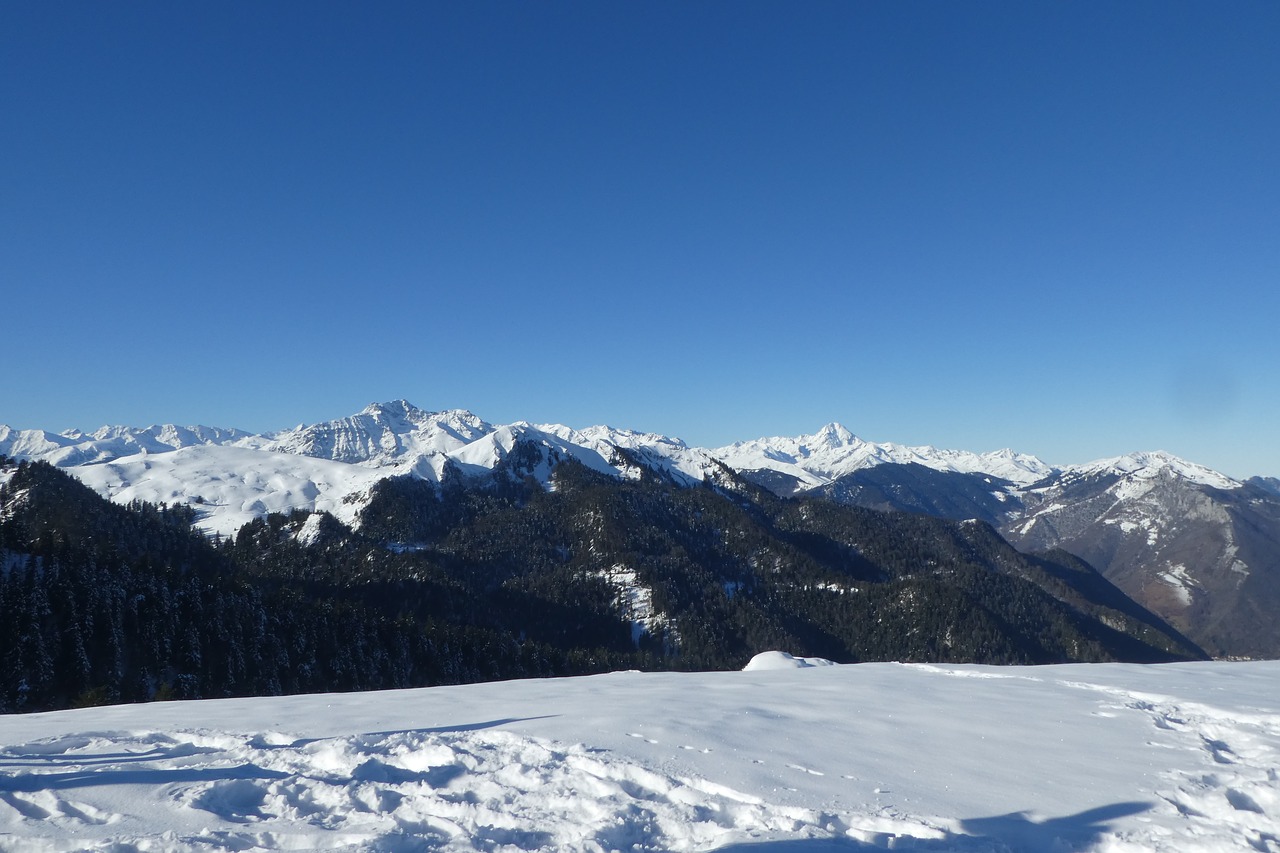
[812,423,858,447]
[360,399,422,419]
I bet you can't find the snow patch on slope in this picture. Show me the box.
[598,565,671,646]
[1158,564,1202,606]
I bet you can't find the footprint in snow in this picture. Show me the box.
[626,733,658,744]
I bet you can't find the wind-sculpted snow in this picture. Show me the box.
[0,661,1276,851]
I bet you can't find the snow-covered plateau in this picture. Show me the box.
[1,658,1276,852]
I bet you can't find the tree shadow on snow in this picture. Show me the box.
[710,800,1153,852]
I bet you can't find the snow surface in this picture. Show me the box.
[0,660,1277,852]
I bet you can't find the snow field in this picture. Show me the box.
[0,661,1276,851]
[0,727,880,852]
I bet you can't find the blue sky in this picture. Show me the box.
[3,2,1277,477]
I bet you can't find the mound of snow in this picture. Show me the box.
[742,650,837,670]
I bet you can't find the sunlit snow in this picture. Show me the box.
[0,660,1276,851]
[0,404,1254,543]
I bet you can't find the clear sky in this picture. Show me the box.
[3,2,1277,477]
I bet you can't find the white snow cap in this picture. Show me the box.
[1068,450,1240,490]
[713,424,1057,487]
[1,402,1244,537]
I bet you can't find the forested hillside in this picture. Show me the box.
[0,451,1204,713]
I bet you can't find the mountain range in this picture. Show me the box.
[3,400,1277,658]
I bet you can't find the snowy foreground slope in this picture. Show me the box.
[1,660,1276,852]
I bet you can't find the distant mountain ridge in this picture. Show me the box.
[712,423,1057,489]
[0,402,727,537]
[725,434,1278,659]
[3,401,1277,658]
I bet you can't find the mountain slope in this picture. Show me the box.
[264,400,494,463]
[728,431,1280,659]
[805,462,1023,527]
[1004,459,1280,658]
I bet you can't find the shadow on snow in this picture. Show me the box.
[709,801,1153,852]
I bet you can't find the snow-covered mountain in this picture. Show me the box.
[713,423,1056,491]
[0,657,1275,851]
[0,402,725,537]
[264,400,494,464]
[0,422,258,468]
[1004,452,1280,659]
[5,402,1277,657]
[706,428,1280,659]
